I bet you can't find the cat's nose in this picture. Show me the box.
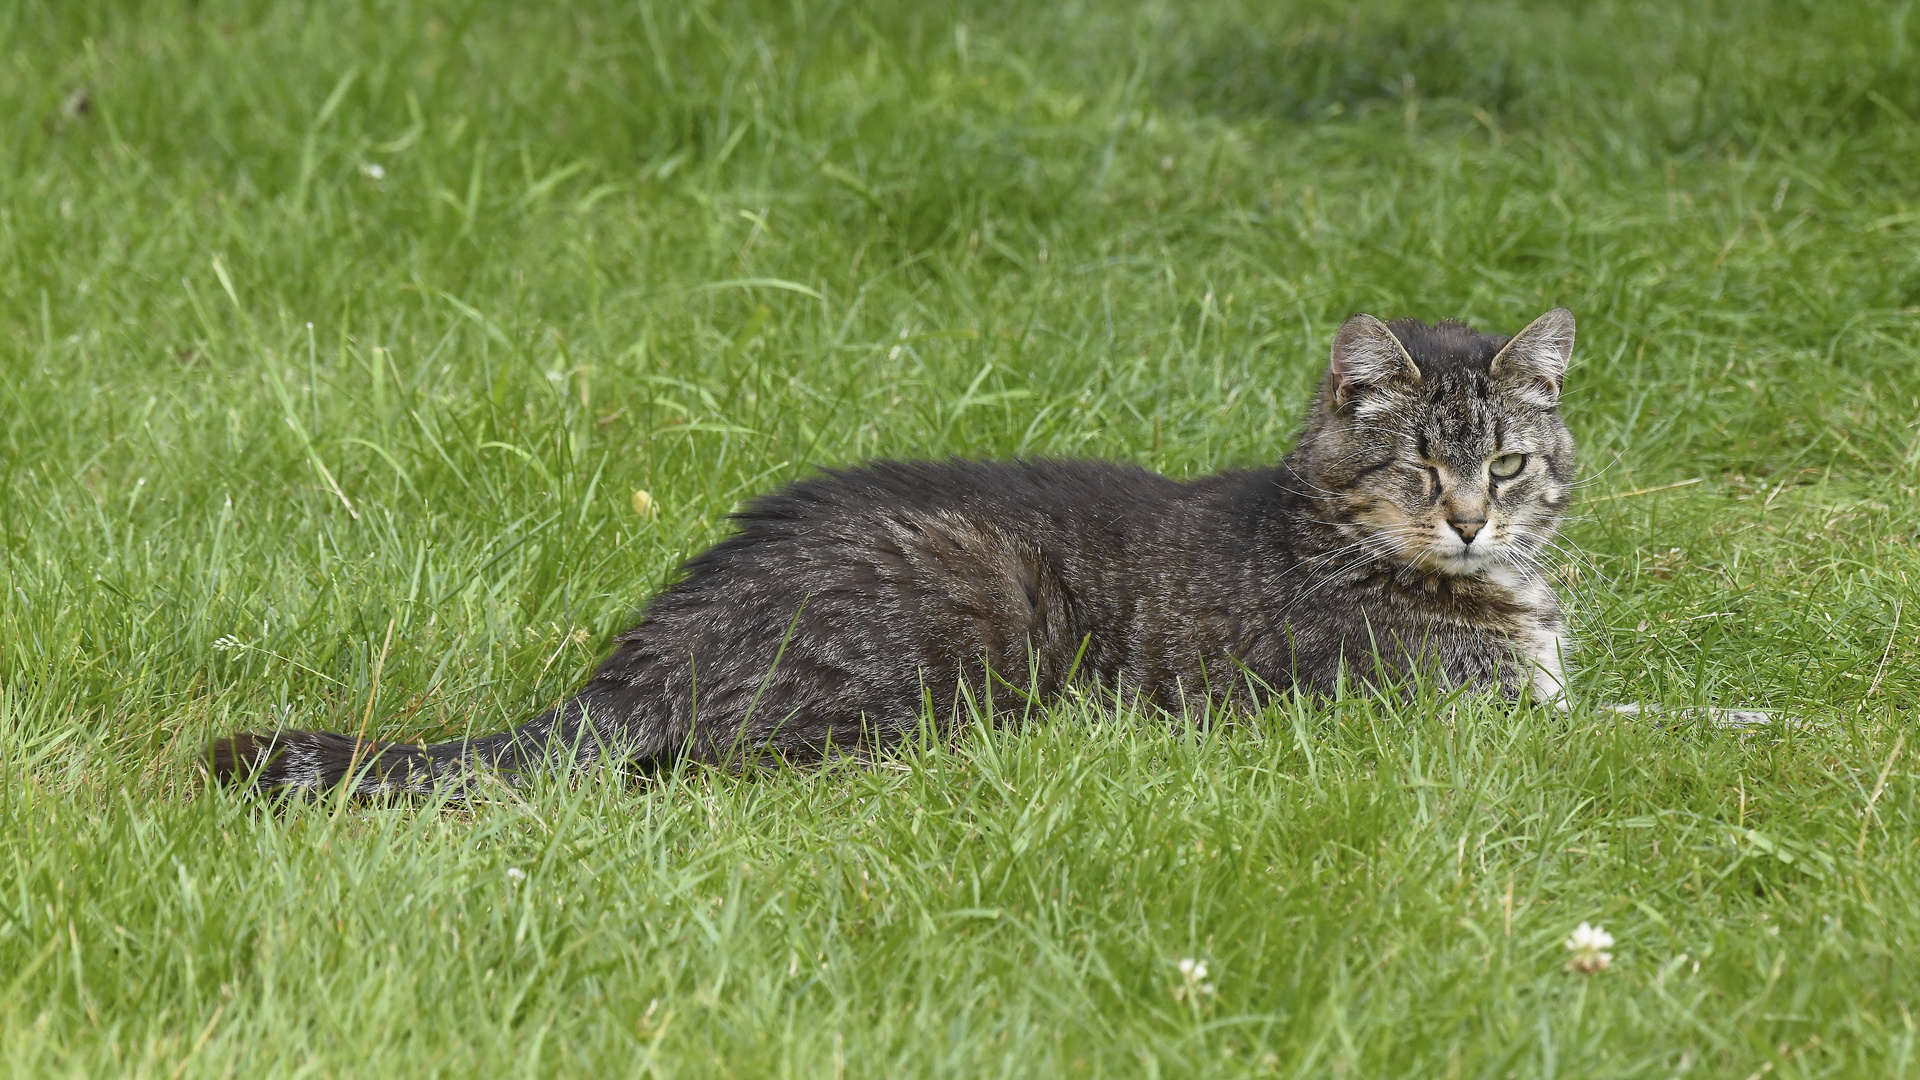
[1449,517,1487,544]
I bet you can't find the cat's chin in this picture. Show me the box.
[1411,546,1505,578]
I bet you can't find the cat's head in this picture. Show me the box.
[1293,309,1577,578]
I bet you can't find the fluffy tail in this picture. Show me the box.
[208,728,525,797]
[210,676,667,797]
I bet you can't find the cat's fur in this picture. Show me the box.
[211,309,1579,796]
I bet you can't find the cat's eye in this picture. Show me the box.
[1489,453,1526,479]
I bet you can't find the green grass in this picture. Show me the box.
[5,0,1920,1074]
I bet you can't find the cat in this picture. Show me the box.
[210,308,1579,796]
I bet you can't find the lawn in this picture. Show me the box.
[5,0,1920,1075]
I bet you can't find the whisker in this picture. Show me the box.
[1567,451,1628,489]
[1280,536,1410,614]
[1292,529,1406,570]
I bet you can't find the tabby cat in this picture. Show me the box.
[211,308,1578,796]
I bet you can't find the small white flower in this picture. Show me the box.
[1564,922,1614,973]
[359,162,386,180]
[506,867,527,882]
[212,635,246,653]
[1173,958,1215,1001]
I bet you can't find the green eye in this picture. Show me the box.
[1489,453,1526,479]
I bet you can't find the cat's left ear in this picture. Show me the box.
[1490,308,1574,406]
[1329,313,1421,407]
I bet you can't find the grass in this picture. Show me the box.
[4,0,1920,1074]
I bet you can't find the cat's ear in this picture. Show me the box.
[1329,313,1421,405]
[1490,308,1574,406]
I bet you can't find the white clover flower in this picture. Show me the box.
[1173,957,1215,1001]
[506,867,527,882]
[359,162,386,180]
[1564,922,1614,973]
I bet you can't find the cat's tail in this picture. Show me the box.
[211,730,478,797]
[208,702,602,798]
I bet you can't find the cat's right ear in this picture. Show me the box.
[1329,313,1421,406]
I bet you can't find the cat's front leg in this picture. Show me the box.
[1519,624,1573,709]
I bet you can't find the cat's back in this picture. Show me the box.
[726,457,1186,547]
[647,458,1195,694]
